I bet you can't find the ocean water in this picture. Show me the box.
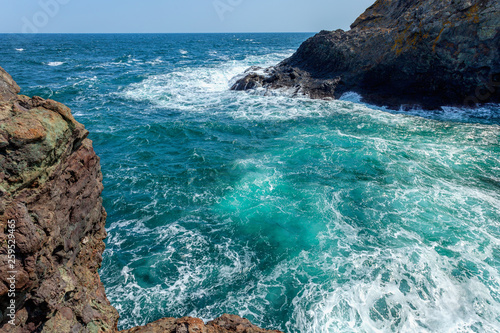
[1,33,500,333]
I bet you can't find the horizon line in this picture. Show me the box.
[0,31,319,35]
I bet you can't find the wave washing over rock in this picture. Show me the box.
[232,0,500,109]
[0,66,281,333]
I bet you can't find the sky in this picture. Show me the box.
[0,0,375,33]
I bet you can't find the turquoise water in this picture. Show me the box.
[1,34,500,332]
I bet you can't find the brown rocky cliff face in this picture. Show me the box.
[0,68,281,333]
[0,66,119,332]
[231,0,500,109]
[121,314,283,333]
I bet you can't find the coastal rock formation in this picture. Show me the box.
[0,66,119,332]
[121,314,283,333]
[231,0,500,109]
[0,67,281,333]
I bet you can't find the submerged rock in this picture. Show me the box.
[231,0,500,109]
[0,67,281,333]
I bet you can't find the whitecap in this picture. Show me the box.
[47,61,64,67]
[15,48,24,52]
[146,57,163,65]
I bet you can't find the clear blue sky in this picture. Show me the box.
[0,0,375,33]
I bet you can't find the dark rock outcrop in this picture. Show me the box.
[231,0,500,109]
[0,67,281,333]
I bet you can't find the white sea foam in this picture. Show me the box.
[288,247,500,332]
[47,61,64,67]
[122,49,481,124]
[103,219,258,329]
[121,51,294,113]
[215,175,500,331]
[105,48,500,332]
[146,57,163,65]
[339,91,363,104]
[15,48,24,52]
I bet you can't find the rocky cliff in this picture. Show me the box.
[231,0,500,109]
[0,67,281,333]
[0,65,119,332]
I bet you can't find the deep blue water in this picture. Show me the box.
[1,33,500,333]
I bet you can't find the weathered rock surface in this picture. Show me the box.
[0,67,281,333]
[0,68,20,103]
[0,66,119,332]
[121,314,283,333]
[231,0,500,109]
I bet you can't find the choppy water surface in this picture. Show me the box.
[1,34,500,332]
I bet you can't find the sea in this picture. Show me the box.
[1,33,500,333]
